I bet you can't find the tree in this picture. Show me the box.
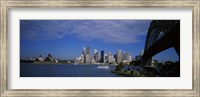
[116,62,125,70]
[129,60,136,66]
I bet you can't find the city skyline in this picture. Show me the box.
[75,46,132,64]
[20,20,179,62]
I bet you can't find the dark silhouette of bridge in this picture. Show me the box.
[141,20,180,65]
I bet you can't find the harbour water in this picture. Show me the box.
[20,63,125,77]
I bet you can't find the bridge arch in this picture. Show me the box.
[142,20,180,65]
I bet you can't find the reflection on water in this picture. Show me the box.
[20,63,125,77]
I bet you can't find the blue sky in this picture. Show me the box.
[20,20,179,62]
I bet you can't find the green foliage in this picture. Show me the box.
[129,61,136,65]
[116,62,125,70]
[129,60,140,66]
[119,62,123,65]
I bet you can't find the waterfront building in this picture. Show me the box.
[94,52,99,62]
[108,55,115,64]
[35,55,43,62]
[82,46,86,55]
[101,50,104,63]
[104,54,108,63]
[85,54,90,63]
[85,46,91,63]
[107,51,114,64]
[82,47,86,63]
[94,49,97,54]
[123,52,131,62]
[44,54,55,62]
[98,53,101,62]
[81,46,91,63]
[93,49,99,62]
[86,46,90,55]
[122,51,126,61]
[28,57,35,61]
[91,57,95,63]
[80,54,84,63]
[75,56,81,64]
[117,50,123,64]
[107,51,111,56]
[114,54,117,63]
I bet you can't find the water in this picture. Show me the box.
[20,63,125,77]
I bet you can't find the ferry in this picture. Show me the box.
[97,65,110,69]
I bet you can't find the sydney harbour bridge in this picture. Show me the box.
[141,20,180,66]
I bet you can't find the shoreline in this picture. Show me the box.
[21,62,116,65]
[111,70,144,77]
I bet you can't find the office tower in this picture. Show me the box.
[106,51,114,63]
[108,55,115,64]
[94,49,97,54]
[104,54,108,63]
[101,50,104,63]
[80,54,84,63]
[108,55,112,63]
[82,47,86,63]
[98,53,101,61]
[85,46,90,63]
[114,54,117,63]
[93,49,99,62]
[82,46,86,55]
[94,52,99,62]
[125,52,131,62]
[107,51,111,56]
[117,50,122,64]
[85,54,90,63]
[122,51,126,61]
[86,46,90,55]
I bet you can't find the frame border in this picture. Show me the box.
[0,0,200,97]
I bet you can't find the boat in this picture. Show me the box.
[97,65,110,69]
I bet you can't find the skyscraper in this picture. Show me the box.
[104,54,108,63]
[82,46,86,55]
[101,50,104,63]
[123,52,131,62]
[82,47,86,63]
[122,51,126,61]
[85,54,90,63]
[93,49,98,62]
[94,52,99,62]
[126,52,131,62]
[80,54,84,63]
[94,49,97,54]
[86,46,90,55]
[107,52,115,64]
[114,54,117,63]
[117,50,122,64]
[85,46,90,63]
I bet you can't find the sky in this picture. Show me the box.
[20,20,179,62]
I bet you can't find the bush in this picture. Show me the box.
[116,62,125,70]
